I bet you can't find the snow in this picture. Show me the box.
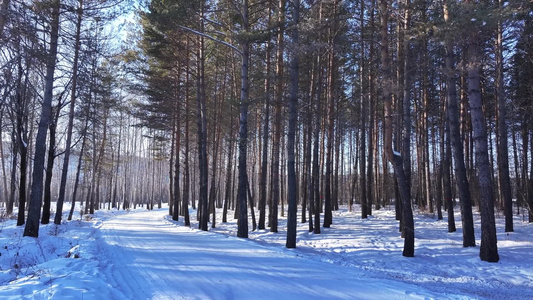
[393,150,402,157]
[1,203,532,299]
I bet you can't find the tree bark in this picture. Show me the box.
[466,21,499,262]
[24,0,60,237]
[55,0,83,224]
[68,111,90,221]
[196,19,209,231]
[443,2,475,247]
[173,102,181,221]
[270,0,285,233]
[402,0,412,202]
[442,95,456,232]
[379,0,414,257]
[183,45,191,226]
[359,0,367,218]
[312,53,322,235]
[286,0,299,248]
[237,0,250,238]
[495,0,513,232]
[258,1,273,230]
[42,105,60,224]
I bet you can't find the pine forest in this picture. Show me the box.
[1,0,533,297]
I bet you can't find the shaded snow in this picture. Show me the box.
[0,203,532,299]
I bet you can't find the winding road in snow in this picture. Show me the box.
[97,209,448,299]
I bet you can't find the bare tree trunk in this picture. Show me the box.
[13,50,27,225]
[522,127,529,221]
[42,105,60,224]
[443,2,475,247]
[495,0,513,232]
[380,0,414,257]
[529,134,533,222]
[269,0,285,233]
[441,95,455,231]
[68,95,91,221]
[7,127,17,215]
[402,0,412,203]
[286,0,299,248]
[173,107,181,221]
[312,55,323,235]
[323,0,338,227]
[306,67,314,231]
[55,0,83,224]
[466,20,499,262]
[24,0,60,237]
[196,18,209,230]
[333,115,341,211]
[169,116,175,215]
[0,120,8,210]
[246,174,256,230]
[237,0,250,238]
[183,46,191,226]
[16,119,28,227]
[366,0,376,218]
[258,1,273,230]
[223,130,234,223]
[112,112,122,210]
[359,0,367,218]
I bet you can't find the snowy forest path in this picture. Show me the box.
[96,208,445,299]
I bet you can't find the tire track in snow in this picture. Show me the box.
[95,209,462,300]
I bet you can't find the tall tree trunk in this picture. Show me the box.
[359,0,367,218]
[68,87,91,220]
[522,128,529,221]
[183,47,191,226]
[529,134,533,222]
[306,66,314,232]
[13,50,26,225]
[16,120,28,227]
[6,127,17,215]
[169,116,175,215]
[286,0,299,249]
[270,0,285,233]
[112,112,122,210]
[237,0,250,238]
[380,0,414,257]
[56,0,83,223]
[258,1,272,230]
[433,120,443,220]
[366,0,376,218]
[312,54,322,235]
[441,95,456,231]
[173,108,181,221]
[495,0,513,232]
[443,2,475,247]
[42,105,60,224]
[466,18,499,263]
[324,0,338,227]
[223,132,234,223]
[24,0,60,237]
[402,0,412,202]
[333,116,340,211]
[0,120,8,210]
[196,21,209,231]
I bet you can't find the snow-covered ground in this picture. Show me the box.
[0,203,532,299]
